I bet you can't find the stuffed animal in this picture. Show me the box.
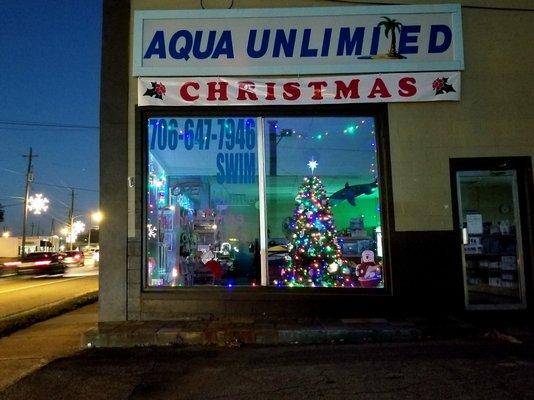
[357,250,382,287]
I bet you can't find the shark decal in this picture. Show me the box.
[330,178,378,206]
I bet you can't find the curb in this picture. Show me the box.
[0,291,98,337]
[84,320,422,348]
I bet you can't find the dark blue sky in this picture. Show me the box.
[0,0,102,235]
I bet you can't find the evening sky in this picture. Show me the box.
[0,0,102,235]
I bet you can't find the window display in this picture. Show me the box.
[146,115,384,288]
[146,117,260,287]
[264,117,383,288]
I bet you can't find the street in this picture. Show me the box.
[0,336,533,399]
[0,270,98,320]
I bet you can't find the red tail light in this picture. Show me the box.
[74,254,81,260]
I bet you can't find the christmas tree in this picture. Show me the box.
[281,161,356,287]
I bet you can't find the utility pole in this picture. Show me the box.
[68,189,74,250]
[21,147,37,257]
[68,188,74,250]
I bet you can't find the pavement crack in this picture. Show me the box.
[127,359,158,400]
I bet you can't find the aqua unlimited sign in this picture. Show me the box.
[143,20,452,62]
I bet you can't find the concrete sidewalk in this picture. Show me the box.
[0,303,97,390]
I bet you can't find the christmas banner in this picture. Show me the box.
[138,72,460,106]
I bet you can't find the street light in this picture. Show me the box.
[87,211,102,248]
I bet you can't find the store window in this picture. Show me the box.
[146,116,260,287]
[265,117,383,288]
[145,114,384,288]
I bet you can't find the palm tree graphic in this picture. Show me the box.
[377,16,404,58]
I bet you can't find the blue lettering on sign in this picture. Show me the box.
[370,26,381,55]
[398,25,420,54]
[150,118,256,185]
[321,28,332,57]
[144,30,234,60]
[247,30,270,58]
[212,31,234,59]
[145,24,454,61]
[337,27,365,56]
[216,153,256,184]
[169,30,193,60]
[193,31,217,59]
[144,31,166,59]
[300,29,318,57]
[428,25,452,53]
[273,29,297,58]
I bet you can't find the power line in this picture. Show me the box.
[1,202,24,208]
[0,167,25,175]
[0,119,99,130]
[32,181,99,193]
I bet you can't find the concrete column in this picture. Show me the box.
[99,0,130,322]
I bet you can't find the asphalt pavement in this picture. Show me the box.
[0,298,533,399]
[1,335,533,399]
[0,267,98,337]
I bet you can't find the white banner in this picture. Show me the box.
[133,4,463,76]
[138,72,460,106]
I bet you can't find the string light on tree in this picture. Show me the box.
[281,162,356,288]
[27,193,49,215]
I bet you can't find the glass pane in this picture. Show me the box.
[264,117,383,288]
[146,117,259,287]
[458,170,525,307]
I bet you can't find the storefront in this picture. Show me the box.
[99,0,534,322]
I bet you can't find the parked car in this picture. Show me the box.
[92,249,100,263]
[63,250,85,267]
[15,252,66,275]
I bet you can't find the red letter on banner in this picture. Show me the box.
[308,81,328,100]
[334,80,360,99]
[398,77,417,97]
[207,81,229,101]
[237,81,258,101]
[283,82,300,101]
[265,82,276,100]
[368,78,392,98]
[180,82,200,101]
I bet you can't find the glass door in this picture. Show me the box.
[457,170,527,309]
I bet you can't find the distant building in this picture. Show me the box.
[0,236,60,257]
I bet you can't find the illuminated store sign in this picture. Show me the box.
[133,4,463,76]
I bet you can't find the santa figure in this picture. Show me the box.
[357,250,382,288]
